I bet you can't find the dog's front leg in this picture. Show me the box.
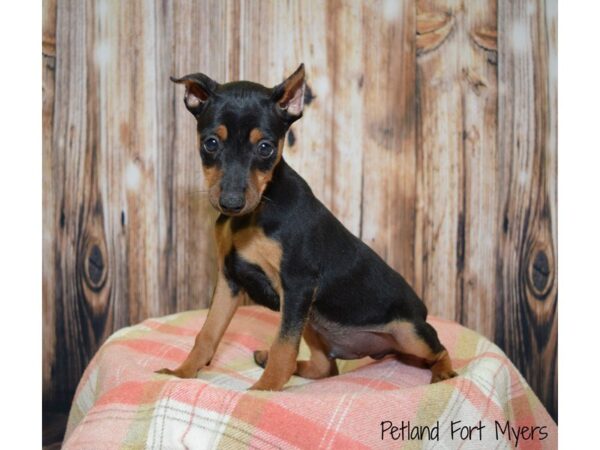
[250,285,314,391]
[156,272,241,378]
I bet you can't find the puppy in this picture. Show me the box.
[157,64,458,390]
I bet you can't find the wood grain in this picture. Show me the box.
[170,1,230,313]
[460,0,498,339]
[43,0,558,421]
[496,0,558,420]
[415,0,498,342]
[236,0,335,228]
[415,0,463,320]
[50,0,104,406]
[361,0,417,285]
[42,0,57,406]
[323,0,364,235]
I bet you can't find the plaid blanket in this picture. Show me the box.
[64,306,557,449]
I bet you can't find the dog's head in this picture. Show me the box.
[172,64,306,216]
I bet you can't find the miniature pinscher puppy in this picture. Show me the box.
[157,64,458,390]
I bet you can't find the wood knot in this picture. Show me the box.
[470,27,497,65]
[462,68,487,96]
[526,247,554,300]
[470,27,497,52]
[532,250,550,292]
[42,38,56,57]
[416,11,454,55]
[83,241,107,292]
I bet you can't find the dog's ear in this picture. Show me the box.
[171,73,218,115]
[272,64,305,121]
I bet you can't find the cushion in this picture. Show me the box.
[64,305,557,449]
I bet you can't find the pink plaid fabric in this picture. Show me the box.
[64,306,557,449]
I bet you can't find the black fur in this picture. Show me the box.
[224,250,280,312]
[227,161,428,329]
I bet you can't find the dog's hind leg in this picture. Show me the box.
[295,323,338,379]
[389,320,458,383]
[253,349,269,367]
[254,323,337,379]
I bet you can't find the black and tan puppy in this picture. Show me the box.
[157,64,458,390]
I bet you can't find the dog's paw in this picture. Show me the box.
[248,382,268,391]
[248,380,280,391]
[253,350,269,368]
[430,369,458,383]
[155,367,197,378]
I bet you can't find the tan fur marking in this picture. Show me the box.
[279,65,305,108]
[245,139,284,210]
[249,128,263,144]
[387,321,433,357]
[249,169,273,199]
[231,225,300,391]
[232,227,283,294]
[156,216,240,379]
[387,321,457,383]
[276,139,283,165]
[429,350,458,382]
[215,218,233,261]
[295,323,338,379]
[203,166,222,189]
[253,349,269,367]
[156,273,241,378]
[250,339,298,390]
[253,323,339,380]
[203,165,223,210]
[215,124,228,141]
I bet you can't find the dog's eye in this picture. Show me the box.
[257,142,275,159]
[203,137,220,154]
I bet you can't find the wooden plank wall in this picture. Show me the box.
[43,0,558,420]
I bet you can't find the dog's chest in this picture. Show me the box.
[234,227,283,289]
[217,219,284,308]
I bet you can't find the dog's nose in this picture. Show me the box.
[219,192,245,213]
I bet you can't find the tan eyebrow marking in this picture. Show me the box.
[215,125,228,141]
[249,128,264,144]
